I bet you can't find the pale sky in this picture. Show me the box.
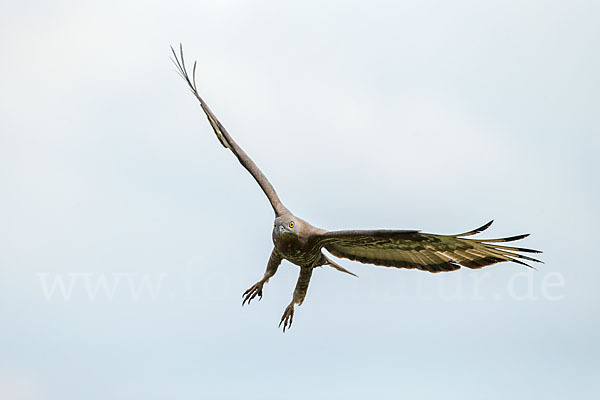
[1,1,599,399]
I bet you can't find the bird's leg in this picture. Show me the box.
[279,266,313,332]
[242,249,281,306]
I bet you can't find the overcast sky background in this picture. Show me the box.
[1,1,599,399]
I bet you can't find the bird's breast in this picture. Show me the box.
[273,233,321,267]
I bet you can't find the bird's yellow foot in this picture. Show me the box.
[278,304,294,332]
[242,282,263,306]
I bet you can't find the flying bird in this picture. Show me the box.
[171,45,542,332]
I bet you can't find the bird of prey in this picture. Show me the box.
[171,45,542,332]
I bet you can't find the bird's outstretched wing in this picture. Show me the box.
[317,220,542,273]
[171,44,289,217]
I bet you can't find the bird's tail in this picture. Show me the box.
[322,255,358,277]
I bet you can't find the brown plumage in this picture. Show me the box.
[171,45,542,332]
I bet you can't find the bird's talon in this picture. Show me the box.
[242,282,263,306]
[279,305,294,332]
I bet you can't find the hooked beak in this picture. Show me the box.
[277,225,293,237]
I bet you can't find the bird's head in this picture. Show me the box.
[273,215,301,239]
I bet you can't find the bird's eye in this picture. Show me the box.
[289,221,295,228]
[274,224,277,228]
